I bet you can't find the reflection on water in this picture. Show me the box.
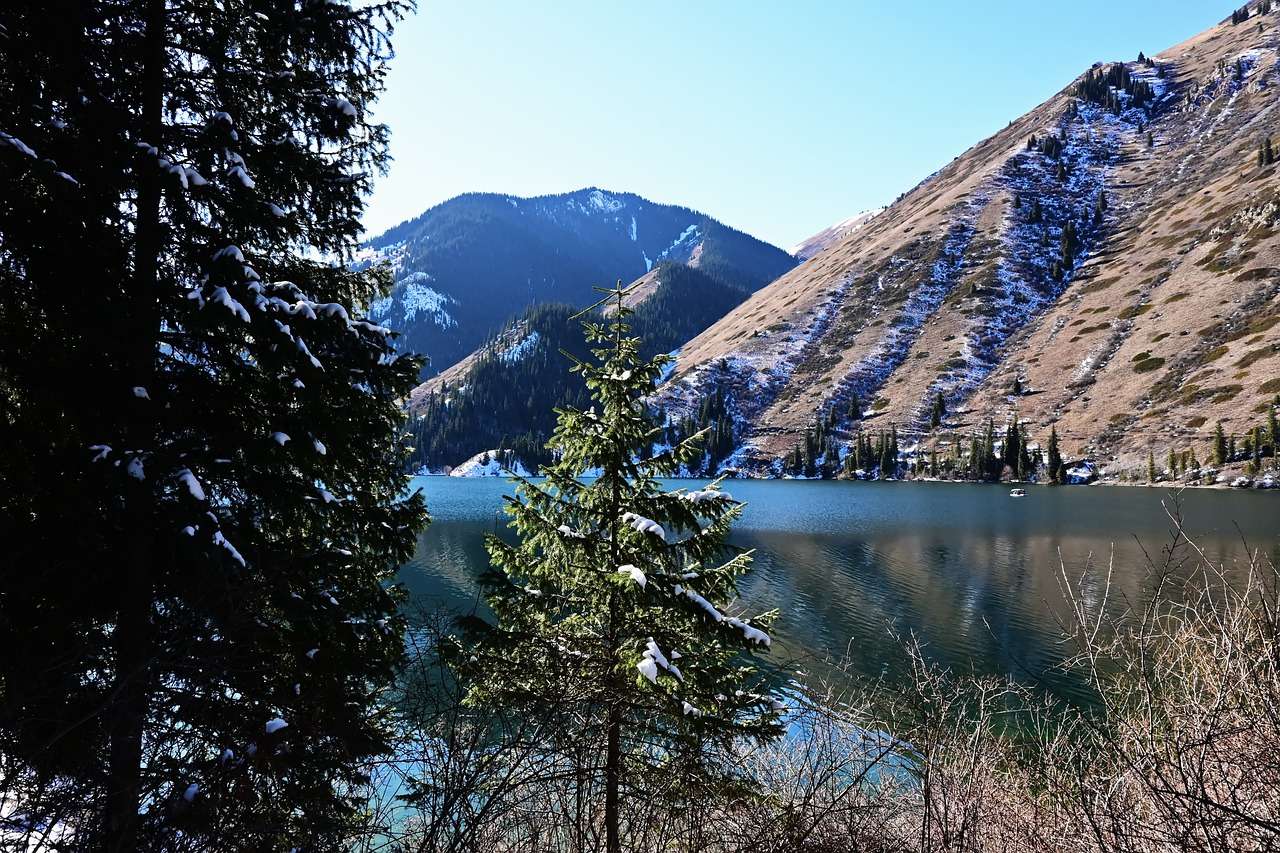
[398,477,1279,703]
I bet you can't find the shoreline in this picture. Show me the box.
[412,471,1277,492]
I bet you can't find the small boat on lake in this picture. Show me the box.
[1009,488,1026,498]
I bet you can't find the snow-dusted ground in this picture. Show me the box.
[449,449,533,478]
[499,330,541,364]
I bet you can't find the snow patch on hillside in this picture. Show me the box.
[790,208,884,260]
[449,449,533,477]
[911,63,1159,426]
[352,240,406,275]
[500,330,541,364]
[396,272,457,329]
[587,189,625,213]
[657,224,701,264]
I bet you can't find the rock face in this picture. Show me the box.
[358,188,795,376]
[656,11,1280,477]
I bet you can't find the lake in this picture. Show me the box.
[398,477,1279,704]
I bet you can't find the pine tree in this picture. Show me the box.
[848,392,863,421]
[0,1,425,848]
[1047,426,1064,484]
[1148,449,1157,483]
[1214,421,1229,466]
[930,391,946,428]
[1270,396,1280,463]
[454,287,781,852]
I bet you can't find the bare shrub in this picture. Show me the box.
[368,503,1280,853]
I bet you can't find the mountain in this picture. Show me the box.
[359,187,796,375]
[789,209,883,261]
[405,262,764,473]
[656,8,1280,480]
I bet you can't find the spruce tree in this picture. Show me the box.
[1148,450,1157,483]
[848,392,863,421]
[930,391,946,428]
[455,286,781,852]
[0,1,424,848]
[1047,425,1064,484]
[1214,421,1228,466]
[1269,397,1280,463]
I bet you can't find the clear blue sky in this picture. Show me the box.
[364,1,1225,250]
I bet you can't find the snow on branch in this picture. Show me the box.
[617,564,647,588]
[673,584,771,647]
[621,512,665,539]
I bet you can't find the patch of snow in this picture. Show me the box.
[449,449,533,478]
[790,208,884,260]
[396,272,457,329]
[656,224,701,264]
[213,530,246,567]
[621,512,665,538]
[499,330,541,364]
[176,468,206,501]
[586,189,625,213]
[1,132,37,158]
[617,564,646,588]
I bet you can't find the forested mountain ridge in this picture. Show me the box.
[406,262,757,473]
[359,187,796,375]
[655,7,1280,481]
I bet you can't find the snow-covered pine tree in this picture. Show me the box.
[0,0,424,848]
[454,284,781,853]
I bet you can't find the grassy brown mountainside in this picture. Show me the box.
[657,9,1280,479]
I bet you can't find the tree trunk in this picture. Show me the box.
[104,0,164,847]
[604,705,621,853]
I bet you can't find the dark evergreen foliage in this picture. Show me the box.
[451,287,780,852]
[1047,426,1065,484]
[930,391,946,428]
[0,0,425,848]
[1076,63,1155,115]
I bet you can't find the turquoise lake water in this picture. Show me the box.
[398,477,1279,704]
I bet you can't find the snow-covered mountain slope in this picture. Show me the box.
[656,8,1280,477]
[360,188,795,376]
[789,209,883,261]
